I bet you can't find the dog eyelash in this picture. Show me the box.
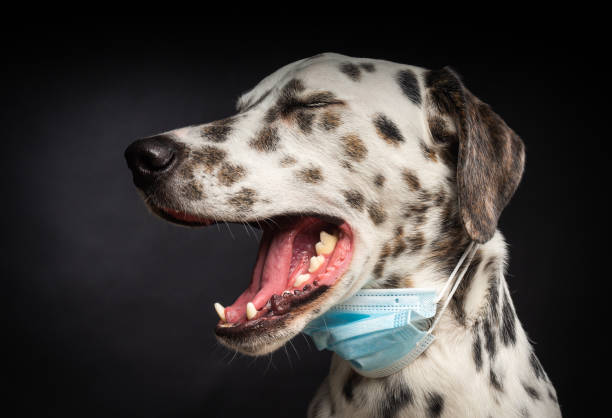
[302,99,344,109]
[304,102,332,108]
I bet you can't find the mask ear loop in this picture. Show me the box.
[434,241,476,304]
[428,241,479,333]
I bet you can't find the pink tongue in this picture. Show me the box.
[224,226,298,323]
[252,229,293,307]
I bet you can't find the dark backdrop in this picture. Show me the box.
[3,21,605,417]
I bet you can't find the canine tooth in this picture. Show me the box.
[214,303,226,322]
[309,255,325,273]
[294,273,311,287]
[246,302,258,320]
[315,231,338,255]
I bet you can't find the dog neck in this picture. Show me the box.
[363,188,509,330]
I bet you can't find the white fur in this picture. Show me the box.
[154,53,560,417]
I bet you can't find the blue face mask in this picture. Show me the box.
[303,242,478,378]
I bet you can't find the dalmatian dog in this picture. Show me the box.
[125,53,561,417]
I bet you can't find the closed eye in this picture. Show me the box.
[304,101,336,108]
[301,92,344,108]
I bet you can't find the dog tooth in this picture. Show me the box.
[309,255,325,273]
[246,302,258,320]
[214,303,226,322]
[315,231,338,256]
[294,273,311,287]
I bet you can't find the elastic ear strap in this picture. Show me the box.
[434,241,476,303]
[429,242,478,332]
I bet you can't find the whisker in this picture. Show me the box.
[288,339,300,360]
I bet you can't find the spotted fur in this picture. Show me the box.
[130,53,560,417]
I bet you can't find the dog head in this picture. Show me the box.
[125,53,524,355]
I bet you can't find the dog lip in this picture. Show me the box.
[148,202,345,230]
[215,313,287,337]
[214,284,330,339]
[151,206,216,227]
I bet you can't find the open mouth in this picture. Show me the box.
[157,207,354,343]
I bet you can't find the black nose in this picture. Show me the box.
[124,135,182,190]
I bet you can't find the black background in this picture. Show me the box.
[3,20,606,417]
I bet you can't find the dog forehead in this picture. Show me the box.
[237,53,426,109]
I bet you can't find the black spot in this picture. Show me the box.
[487,265,500,322]
[342,370,362,402]
[374,174,385,188]
[360,62,376,72]
[201,117,235,143]
[428,115,458,145]
[264,79,306,123]
[392,239,407,257]
[340,160,354,171]
[319,110,342,131]
[426,392,444,417]
[483,316,496,360]
[343,190,364,210]
[217,162,246,186]
[279,156,297,167]
[374,114,404,145]
[419,139,438,162]
[373,244,392,279]
[490,368,503,392]
[397,69,421,105]
[296,110,315,134]
[297,166,323,184]
[342,134,368,161]
[529,352,546,381]
[228,188,257,212]
[548,388,558,403]
[385,273,404,288]
[432,193,445,209]
[402,201,430,220]
[472,324,483,372]
[250,126,280,152]
[368,202,387,225]
[406,232,425,252]
[522,382,540,401]
[191,145,227,172]
[402,169,421,191]
[500,290,517,346]
[339,62,361,81]
[379,380,413,418]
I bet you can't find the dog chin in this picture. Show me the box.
[213,281,345,356]
[215,319,302,356]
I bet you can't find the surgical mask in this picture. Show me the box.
[303,241,478,378]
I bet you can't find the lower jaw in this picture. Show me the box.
[214,281,341,356]
[215,283,328,335]
[212,216,354,348]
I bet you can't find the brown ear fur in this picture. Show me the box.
[425,67,525,243]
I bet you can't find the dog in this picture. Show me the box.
[125,53,561,417]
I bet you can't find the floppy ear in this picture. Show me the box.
[424,67,525,243]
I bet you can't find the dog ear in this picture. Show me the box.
[424,67,525,243]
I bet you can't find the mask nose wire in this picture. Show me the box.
[429,241,479,332]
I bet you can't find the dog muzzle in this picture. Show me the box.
[303,241,478,378]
